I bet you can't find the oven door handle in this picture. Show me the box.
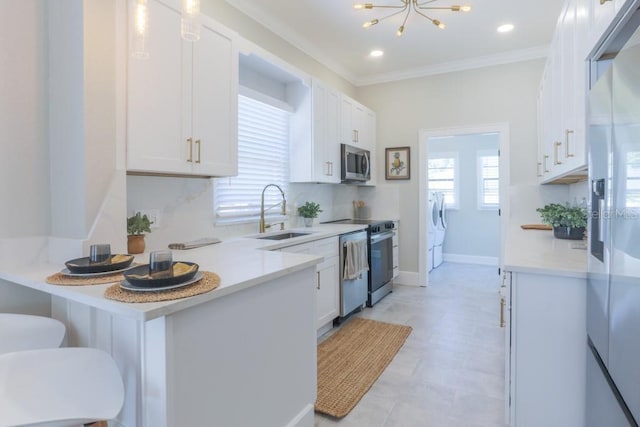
[370,231,394,244]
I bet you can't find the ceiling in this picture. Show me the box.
[225,0,564,86]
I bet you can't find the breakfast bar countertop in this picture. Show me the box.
[503,223,588,278]
[0,224,367,321]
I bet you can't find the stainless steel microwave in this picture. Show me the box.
[341,144,370,183]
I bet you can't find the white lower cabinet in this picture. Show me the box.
[503,270,586,427]
[278,236,339,330]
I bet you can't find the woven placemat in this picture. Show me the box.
[46,272,127,286]
[315,318,412,418]
[103,271,220,303]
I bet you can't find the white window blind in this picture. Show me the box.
[478,152,499,209]
[214,95,290,225]
[428,153,458,208]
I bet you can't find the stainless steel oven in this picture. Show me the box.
[341,143,370,183]
[322,218,395,307]
[368,222,394,306]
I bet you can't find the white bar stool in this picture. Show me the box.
[0,313,66,355]
[0,347,125,427]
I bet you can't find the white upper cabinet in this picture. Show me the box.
[340,94,375,150]
[290,80,341,183]
[290,81,377,184]
[127,0,238,177]
[538,0,588,183]
[538,0,637,184]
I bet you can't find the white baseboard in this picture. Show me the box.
[443,253,498,266]
[286,403,314,427]
[395,271,419,287]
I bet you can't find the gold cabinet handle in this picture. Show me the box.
[195,139,201,164]
[325,161,331,176]
[329,161,333,176]
[352,129,357,143]
[554,141,563,165]
[537,162,543,177]
[317,271,320,290]
[355,129,359,143]
[500,297,506,328]
[186,138,193,162]
[565,129,574,158]
[543,155,550,172]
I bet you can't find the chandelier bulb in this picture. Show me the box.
[461,5,471,12]
[354,3,373,9]
[396,25,404,37]
[363,19,379,28]
[433,19,446,29]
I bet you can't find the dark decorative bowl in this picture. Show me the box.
[553,226,586,240]
[65,254,134,274]
[123,262,199,288]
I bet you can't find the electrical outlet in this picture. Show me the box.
[139,209,161,228]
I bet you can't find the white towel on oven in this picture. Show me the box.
[343,239,369,280]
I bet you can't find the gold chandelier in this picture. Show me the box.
[354,0,471,37]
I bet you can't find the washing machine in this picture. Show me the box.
[433,192,447,268]
[427,196,437,273]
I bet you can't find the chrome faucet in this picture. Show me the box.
[259,184,287,233]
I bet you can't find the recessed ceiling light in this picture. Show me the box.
[497,24,514,33]
[369,49,384,57]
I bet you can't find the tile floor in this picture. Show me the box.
[315,262,506,427]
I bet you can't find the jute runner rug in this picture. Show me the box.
[315,317,412,418]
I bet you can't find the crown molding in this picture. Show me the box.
[225,0,551,88]
[225,0,357,85]
[354,45,551,86]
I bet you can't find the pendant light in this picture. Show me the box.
[181,0,201,41]
[131,0,149,59]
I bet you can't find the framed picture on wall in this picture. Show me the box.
[385,147,410,180]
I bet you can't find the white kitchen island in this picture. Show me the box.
[0,226,364,427]
[502,225,587,427]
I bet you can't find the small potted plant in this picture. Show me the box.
[536,203,587,240]
[127,212,153,254]
[297,201,322,227]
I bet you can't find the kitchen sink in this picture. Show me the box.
[256,232,311,241]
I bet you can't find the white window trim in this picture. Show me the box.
[477,149,499,210]
[428,151,459,210]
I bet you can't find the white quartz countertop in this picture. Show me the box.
[504,224,588,278]
[0,224,367,321]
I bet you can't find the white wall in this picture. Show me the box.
[0,0,50,238]
[356,59,571,273]
[1,0,126,264]
[202,0,355,97]
[430,133,500,258]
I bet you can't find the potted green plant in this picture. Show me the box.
[536,203,587,240]
[297,201,322,227]
[127,212,153,253]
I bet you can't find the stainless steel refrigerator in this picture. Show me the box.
[588,3,640,426]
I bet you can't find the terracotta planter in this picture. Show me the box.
[553,226,585,240]
[127,234,146,254]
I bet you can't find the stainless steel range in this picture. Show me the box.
[324,219,396,306]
